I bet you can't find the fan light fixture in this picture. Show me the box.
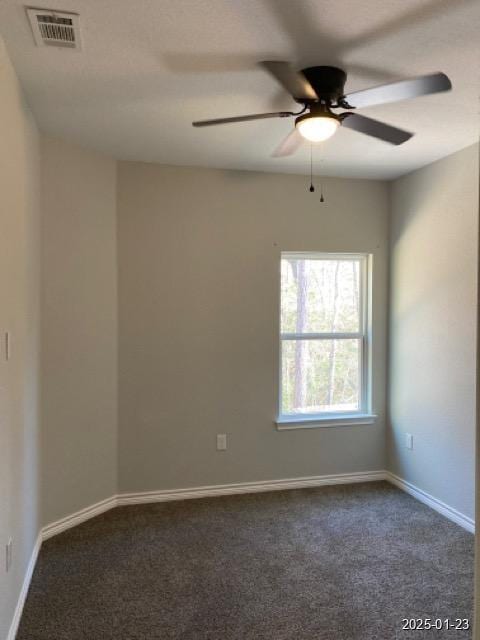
[295,112,339,142]
[192,63,452,154]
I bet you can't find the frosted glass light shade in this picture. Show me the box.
[296,116,339,142]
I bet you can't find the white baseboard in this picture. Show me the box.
[386,471,475,534]
[7,533,41,640]
[117,470,387,506]
[7,469,474,639]
[42,496,118,541]
[37,471,474,539]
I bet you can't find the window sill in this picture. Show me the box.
[275,414,377,430]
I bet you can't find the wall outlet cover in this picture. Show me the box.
[216,434,227,451]
[6,537,12,572]
[5,332,10,361]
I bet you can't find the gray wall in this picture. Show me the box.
[0,38,41,640]
[41,137,118,525]
[117,162,389,493]
[388,144,479,519]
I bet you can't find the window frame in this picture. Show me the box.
[277,252,375,429]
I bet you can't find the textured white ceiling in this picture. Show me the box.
[0,0,478,179]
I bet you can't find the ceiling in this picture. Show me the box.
[0,0,479,180]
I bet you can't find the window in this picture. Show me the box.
[278,253,374,428]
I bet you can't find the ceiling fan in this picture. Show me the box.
[192,62,452,156]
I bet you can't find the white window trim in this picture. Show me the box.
[277,252,374,429]
[276,413,377,430]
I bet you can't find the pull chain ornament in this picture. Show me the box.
[307,144,326,202]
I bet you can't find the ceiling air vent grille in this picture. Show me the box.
[26,8,81,49]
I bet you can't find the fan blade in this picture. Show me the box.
[341,113,413,145]
[272,129,304,157]
[260,61,317,101]
[192,111,293,127]
[344,72,451,109]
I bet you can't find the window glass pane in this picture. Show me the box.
[281,258,361,334]
[281,339,360,415]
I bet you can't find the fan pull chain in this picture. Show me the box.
[309,145,315,192]
[319,150,325,203]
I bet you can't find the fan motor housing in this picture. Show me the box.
[301,66,347,102]
[295,103,341,131]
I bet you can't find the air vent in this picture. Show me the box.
[26,8,81,49]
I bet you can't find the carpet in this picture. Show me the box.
[17,481,473,639]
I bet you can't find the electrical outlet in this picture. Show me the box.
[6,538,12,572]
[406,433,413,450]
[216,434,227,451]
